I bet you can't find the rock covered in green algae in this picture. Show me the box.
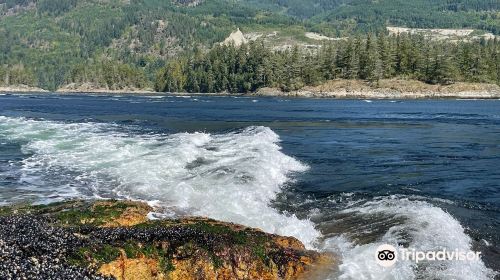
[0,200,333,280]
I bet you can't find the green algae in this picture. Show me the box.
[0,206,13,216]
[0,200,134,226]
[188,221,249,245]
[1,200,309,277]
[55,200,133,226]
[68,245,121,267]
[70,240,177,274]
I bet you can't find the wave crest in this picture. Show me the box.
[0,116,320,247]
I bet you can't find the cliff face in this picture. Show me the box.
[0,200,333,280]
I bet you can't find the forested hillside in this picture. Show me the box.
[248,0,499,36]
[0,0,499,91]
[156,34,500,93]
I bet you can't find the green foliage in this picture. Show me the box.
[0,0,34,10]
[157,35,500,93]
[37,0,77,16]
[247,0,500,35]
[0,0,499,91]
[0,65,37,86]
[66,60,150,90]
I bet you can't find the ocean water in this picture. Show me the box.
[0,93,498,279]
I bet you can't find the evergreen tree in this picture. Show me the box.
[155,35,500,94]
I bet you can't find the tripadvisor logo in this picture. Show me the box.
[375,244,482,267]
[376,244,397,267]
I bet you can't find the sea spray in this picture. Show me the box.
[0,116,321,247]
[0,116,496,279]
[318,195,496,279]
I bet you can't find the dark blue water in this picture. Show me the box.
[0,93,499,279]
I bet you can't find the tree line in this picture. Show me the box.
[1,0,499,91]
[156,34,500,93]
[247,0,500,36]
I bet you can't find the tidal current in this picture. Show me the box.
[0,93,498,279]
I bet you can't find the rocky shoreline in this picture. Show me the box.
[2,79,499,99]
[252,79,500,99]
[0,84,154,94]
[252,88,500,99]
[0,85,48,93]
[55,83,155,94]
[0,200,333,280]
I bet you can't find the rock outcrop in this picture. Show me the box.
[56,83,154,94]
[254,79,500,99]
[0,200,333,280]
[172,0,205,7]
[0,84,48,92]
[221,29,248,47]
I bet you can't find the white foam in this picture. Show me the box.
[0,116,496,279]
[143,96,165,99]
[0,116,320,248]
[319,195,496,280]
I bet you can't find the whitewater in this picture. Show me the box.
[0,115,496,279]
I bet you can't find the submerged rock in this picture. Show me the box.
[0,200,333,279]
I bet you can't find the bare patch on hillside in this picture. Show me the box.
[0,1,35,18]
[387,27,498,41]
[173,0,204,7]
[305,32,345,41]
[221,28,248,47]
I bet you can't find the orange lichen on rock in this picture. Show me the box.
[96,239,334,280]
[102,205,152,227]
[93,200,153,227]
[99,251,165,280]
[17,200,335,280]
[272,236,305,251]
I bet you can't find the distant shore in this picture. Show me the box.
[2,79,500,99]
[174,79,500,99]
[55,82,155,94]
[251,79,500,99]
[0,85,49,93]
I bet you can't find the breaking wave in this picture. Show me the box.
[0,116,496,279]
[0,116,319,247]
[320,195,496,279]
